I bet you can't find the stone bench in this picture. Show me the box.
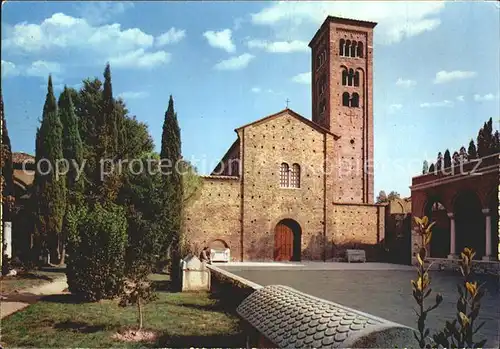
[346,249,366,263]
[237,285,419,348]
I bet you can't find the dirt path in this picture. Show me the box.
[0,276,68,319]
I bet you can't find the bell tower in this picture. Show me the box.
[309,16,376,204]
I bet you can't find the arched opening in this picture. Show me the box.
[342,92,350,106]
[209,239,229,249]
[274,219,302,261]
[424,200,450,258]
[351,93,359,107]
[454,191,485,259]
[342,68,348,86]
[345,40,351,57]
[351,41,357,57]
[291,163,300,188]
[339,39,345,56]
[280,162,289,187]
[354,71,360,87]
[357,42,364,58]
[348,68,354,86]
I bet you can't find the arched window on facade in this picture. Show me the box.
[342,92,350,106]
[339,39,345,56]
[291,164,301,188]
[351,93,360,107]
[357,42,364,58]
[354,71,360,87]
[280,163,289,188]
[348,68,354,86]
[342,68,348,86]
[351,41,357,57]
[345,40,351,57]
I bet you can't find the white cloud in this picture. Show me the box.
[250,2,445,45]
[389,104,403,113]
[118,91,150,99]
[395,78,416,87]
[474,93,499,102]
[109,49,171,69]
[203,29,236,53]
[433,70,477,84]
[26,60,62,78]
[251,87,261,93]
[214,53,254,71]
[1,60,19,78]
[75,2,135,25]
[247,39,308,53]
[2,12,170,71]
[456,95,465,102]
[291,72,311,85]
[156,27,186,47]
[420,100,454,108]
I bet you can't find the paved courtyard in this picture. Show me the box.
[220,262,500,348]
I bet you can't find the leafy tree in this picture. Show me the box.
[160,96,183,289]
[1,89,15,269]
[66,202,127,301]
[376,190,387,204]
[422,160,429,175]
[468,139,477,159]
[443,149,452,168]
[387,191,401,201]
[34,76,67,264]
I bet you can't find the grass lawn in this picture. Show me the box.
[0,274,244,348]
[0,268,66,295]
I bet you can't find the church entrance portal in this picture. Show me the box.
[274,219,301,261]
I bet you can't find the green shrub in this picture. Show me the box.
[66,202,127,301]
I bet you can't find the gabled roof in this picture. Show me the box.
[235,108,340,140]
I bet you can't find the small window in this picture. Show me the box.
[339,39,345,56]
[357,42,364,58]
[345,40,351,57]
[342,92,350,106]
[354,71,360,87]
[351,41,357,57]
[280,163,289,188]
[351,93,360,107]
[342,68,348,86]
[291,164,301,188]
[348,68,354,86]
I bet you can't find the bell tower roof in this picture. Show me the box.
[309,16,378,48]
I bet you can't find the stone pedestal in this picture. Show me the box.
[447,212,456,259]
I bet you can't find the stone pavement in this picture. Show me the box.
[221,263,500,348]
[0,275,68,319]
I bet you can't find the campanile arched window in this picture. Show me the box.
[342,92,350,106]
[342,68,348,86]
[354,71,360,87]
[339,39,345,56]
[357,42,364,58]
[351,93,360,107]
[351,41,357,57]
[345,40,351,57]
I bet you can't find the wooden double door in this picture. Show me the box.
[274,220,300,261]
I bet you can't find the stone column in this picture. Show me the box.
[447,212,456,259]
[482,208,492,261]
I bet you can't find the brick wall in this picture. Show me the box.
[239,111,327,261]
[184,176,241,261]
[327,203,385,260]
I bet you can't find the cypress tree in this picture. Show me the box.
[422,160,429,174]
[1,89,14,218]
[34,75,67,264]
[468,139,477,159]
[493,130,500,153]
[428,163,435,173]
[103,63,118,156]
[443,149,452,168]
[160,95,183,288]
[59,87,85,194]
[477,126,487,158]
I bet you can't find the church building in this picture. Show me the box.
[184,16,386,261]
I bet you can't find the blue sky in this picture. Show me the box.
[2,1,499,198]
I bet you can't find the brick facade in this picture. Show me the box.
[183,17,384,261]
